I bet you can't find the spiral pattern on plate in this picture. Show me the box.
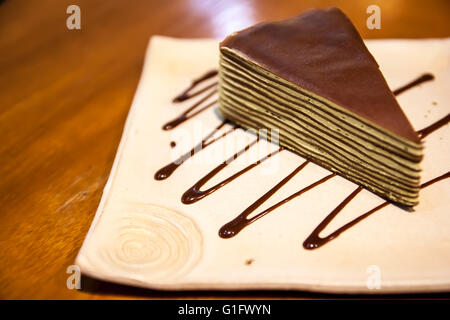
[98,205,202,281]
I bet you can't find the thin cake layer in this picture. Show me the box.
[218,8,423,206]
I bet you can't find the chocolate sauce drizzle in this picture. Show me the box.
[163,69,219,130]
[156,69,447,250]
[392,73,435,96]
[172,70,218,102]
[155,121,235,180]
[303,171,450,249]
[417,113,450,139]
[219,164,336,238]
[182,138,283,204]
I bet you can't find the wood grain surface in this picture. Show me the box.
[1,0,449,300]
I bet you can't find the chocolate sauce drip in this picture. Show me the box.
[303,186,364,249]
[172,69,218,102]
[163,90,218,130]
[219,160,309,238]
[392,73,435,96]
[303,171,450,250]
[182,142,283,204]
[417,113,450,139]
[155,121,234,180]
[219,164,339,238]
[421,171,450,188]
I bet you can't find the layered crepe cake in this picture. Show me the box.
[218,8,423,207]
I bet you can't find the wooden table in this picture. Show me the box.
[1,0,449,300]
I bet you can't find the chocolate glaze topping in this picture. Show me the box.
[221,8,420,143]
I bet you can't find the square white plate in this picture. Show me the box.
[76,36,450,294]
